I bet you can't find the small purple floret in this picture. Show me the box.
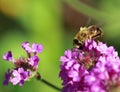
[32,43,43,54]
[29,56,40,66]
[3,69,11,85]
[10,68,29,86]
[22,42,32,53]
[22,42,43,54]
[3,51,14,62]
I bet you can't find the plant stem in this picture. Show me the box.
[40,78,61,91]
[36,73,61,91]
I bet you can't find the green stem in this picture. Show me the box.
[36,73,61,91]
[64,0,108,21]
[40,78,61,91]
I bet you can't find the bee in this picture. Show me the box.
[73,25,103,49]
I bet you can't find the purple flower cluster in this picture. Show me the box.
[59,40,120,92]
[3,42,43,86]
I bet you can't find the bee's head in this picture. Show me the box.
[73,39,82,49]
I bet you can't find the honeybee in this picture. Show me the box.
[73,25,103,49]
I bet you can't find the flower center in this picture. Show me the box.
[14,57,36,71]
[78,51,98,70]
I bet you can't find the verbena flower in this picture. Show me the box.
[3,42,43,86]
[59,40,120,92]
[10,68,29,86]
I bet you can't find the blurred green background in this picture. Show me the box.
[0,0,120,92]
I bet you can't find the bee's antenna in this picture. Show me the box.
[96,22,105,28]
[85,17,92,27]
